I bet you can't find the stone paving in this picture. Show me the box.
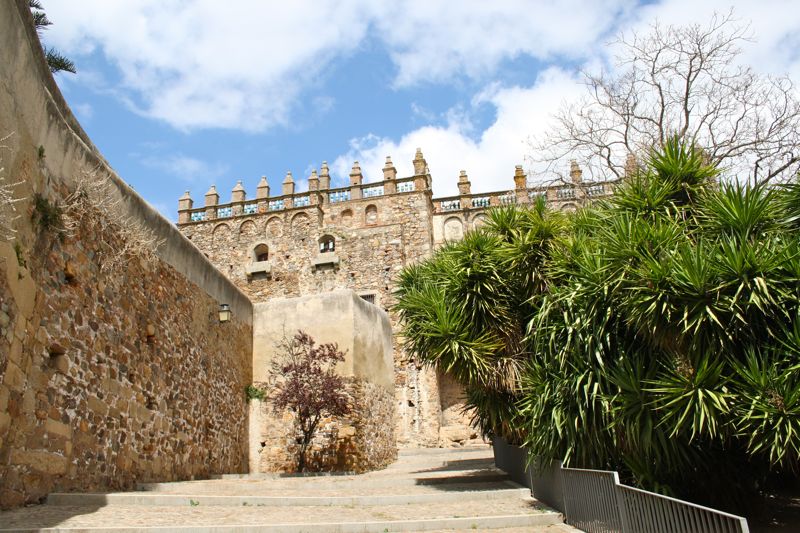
[0,446,580,532]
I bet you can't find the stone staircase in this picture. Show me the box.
[0,447,573,532]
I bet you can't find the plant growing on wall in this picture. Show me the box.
[61,169,164,272]
[0,134,24,241]
[269,330,350,472]
[29,0,76,74]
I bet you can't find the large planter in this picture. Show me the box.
[491,436,531,488]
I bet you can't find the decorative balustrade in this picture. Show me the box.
[499,193,516,205]
[329,189,351,203]
[586,184,606,197]
[362,185,384,198]
[557,188,576,199]
[293,195,310,208]
[471,197,491,208]
[396,181,415,193]
[178,169,619,225]
[440,199,461,211]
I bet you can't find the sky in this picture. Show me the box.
[39,0,800,220]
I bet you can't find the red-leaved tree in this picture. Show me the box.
[270,331,350,472]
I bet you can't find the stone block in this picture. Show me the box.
[2,362,25,390]
[10,449,68,475]
[45,418,72,439]
[245,260,271,277]
[312,253,339,268]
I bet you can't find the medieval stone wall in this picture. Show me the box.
[249,378,395,473]
[182,189,445,446]
[0,0,254,508]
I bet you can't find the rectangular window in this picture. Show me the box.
[268,199,284,211]
[360,293,376,305]
[216,206,232,218]
[397,181,415,193]
[243,203,258,214]
[293,196,310,207]
[362,185,384,198]
[190,211,206,222]
[329,190,351,203]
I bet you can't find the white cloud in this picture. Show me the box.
[43,0,634,132]
[45,0,378,131]
[330,1,800,197]
[375,0,635,87]
[140,153,229,185]
[332,68,584,197]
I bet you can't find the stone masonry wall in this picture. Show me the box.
[0,0,254,508]
[182,190,445,446]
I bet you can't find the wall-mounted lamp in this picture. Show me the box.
[219,303,232,323]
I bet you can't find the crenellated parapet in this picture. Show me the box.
[431,161,617,215]
[177,150,432,226]
[177,151,619,228]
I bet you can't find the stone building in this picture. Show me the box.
[176,151,617,447]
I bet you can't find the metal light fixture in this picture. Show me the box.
[218,303,231,323]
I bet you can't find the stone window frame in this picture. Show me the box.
[319,234,336,253]
[252,242,270,262]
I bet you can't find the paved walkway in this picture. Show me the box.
[0,447,579,532]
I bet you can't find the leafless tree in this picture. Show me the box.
[532,12,800,186]
[0,134,24,241]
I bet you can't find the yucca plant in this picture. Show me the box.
[397,138,800,510]
[395,203,565,442]
[519,139,800,509]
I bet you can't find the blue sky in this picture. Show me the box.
[40,1,800,219]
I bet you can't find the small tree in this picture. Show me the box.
[269,331,350,472]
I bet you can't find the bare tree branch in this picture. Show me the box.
[532,12,800,185]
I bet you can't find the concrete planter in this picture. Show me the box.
[491,436,531,488]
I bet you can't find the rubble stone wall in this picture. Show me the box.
[0,0,253,508]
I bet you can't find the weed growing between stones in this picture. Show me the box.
[31,192,65,236]
[245,384,266,402]
[61,168,164,272]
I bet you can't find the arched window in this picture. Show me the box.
[319,235,335,253]
[365,204,378,225]
[253,243,269,262]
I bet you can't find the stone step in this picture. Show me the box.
[138,469,510,492]
[0,500,562,532]
[46,486,529,507]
